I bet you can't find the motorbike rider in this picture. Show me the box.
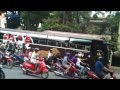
[23,47,31,61]
[30,48,40,71]
[5,40,14,55]
[16,35,24,52]
[95,52,113,79]
[39,57,46,68]
[3,33,9,44]
[71,51,79,64]
[28,48,33,60]
[47,49,53,61]
[25,35,31,49]
[76,52,88,74]
[62,52,71,74]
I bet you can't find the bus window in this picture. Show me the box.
[69,43,76,48]
[48,40,56,46]
[61,42,68,48]
[38,39,46,45]
[77,45,85,50]
[32,37,39,44]
[85,45,91,51]
[57,42,62,47]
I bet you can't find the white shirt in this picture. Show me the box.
[16,40,24,49]
[48,52,52,58]
[76,58,82,66]
[30,51,39,63]
[28,52,32,60]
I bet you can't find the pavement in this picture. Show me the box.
[2,66,120,79]
[3,67,66,79]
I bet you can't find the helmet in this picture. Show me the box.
[26,47,31,50]
[39,57,44,61]
[35,48,39,51]
[65,52,70,56]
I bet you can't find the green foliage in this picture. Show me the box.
[40,11,91,33]
[21,11,50,31]
[20,11,120,51]
[6,11,20,29]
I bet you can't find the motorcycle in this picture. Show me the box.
[10,54,25,67]
[78,66,100,79]
[100,71,116,79]
[54,62,79,79]
[45,58,62,72]
[0,64,5,79]
[0,51,14,69]
[21,57,49,79]
[78,65,116,79]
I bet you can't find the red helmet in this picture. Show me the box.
[18,35,22,40]
[26,35,31,44]
[39,57,44,61]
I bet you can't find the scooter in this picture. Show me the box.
[78,65,116,79]
[45,58,62,72]
[97,71,116,79]
[54,62,78,79]
[79,66,100,79]
[0,51,14,69]
[21,57,49,79]
[0,64,5,79]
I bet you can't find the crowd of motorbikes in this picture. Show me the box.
[45,58,116,79]
[0,43,117,79]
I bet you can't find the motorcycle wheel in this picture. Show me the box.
[0,70,5,79]
[54,69,64,76]
[7,60,14,69]
[41,72,49,79]
[21,67,28,74]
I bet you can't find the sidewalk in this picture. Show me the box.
[110,66,120,74]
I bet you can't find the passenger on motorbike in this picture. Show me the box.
[62,52,71,74]
[28,48,33,60]
[71,54,78,64]
[23,47,31,61]
[76,52,88,74]
[30,48,40,71]
[95,52,113,79]
[52,53,61,64]
[47,49,53,62]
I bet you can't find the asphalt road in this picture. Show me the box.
[2,66,120,79]
[2,67,66,79]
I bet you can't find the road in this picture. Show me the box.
[3,67,66,79]
[2,66,120,79]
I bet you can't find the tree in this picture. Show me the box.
[21,11,50,31]
[6,11,21,29]
[40,11,92,33]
